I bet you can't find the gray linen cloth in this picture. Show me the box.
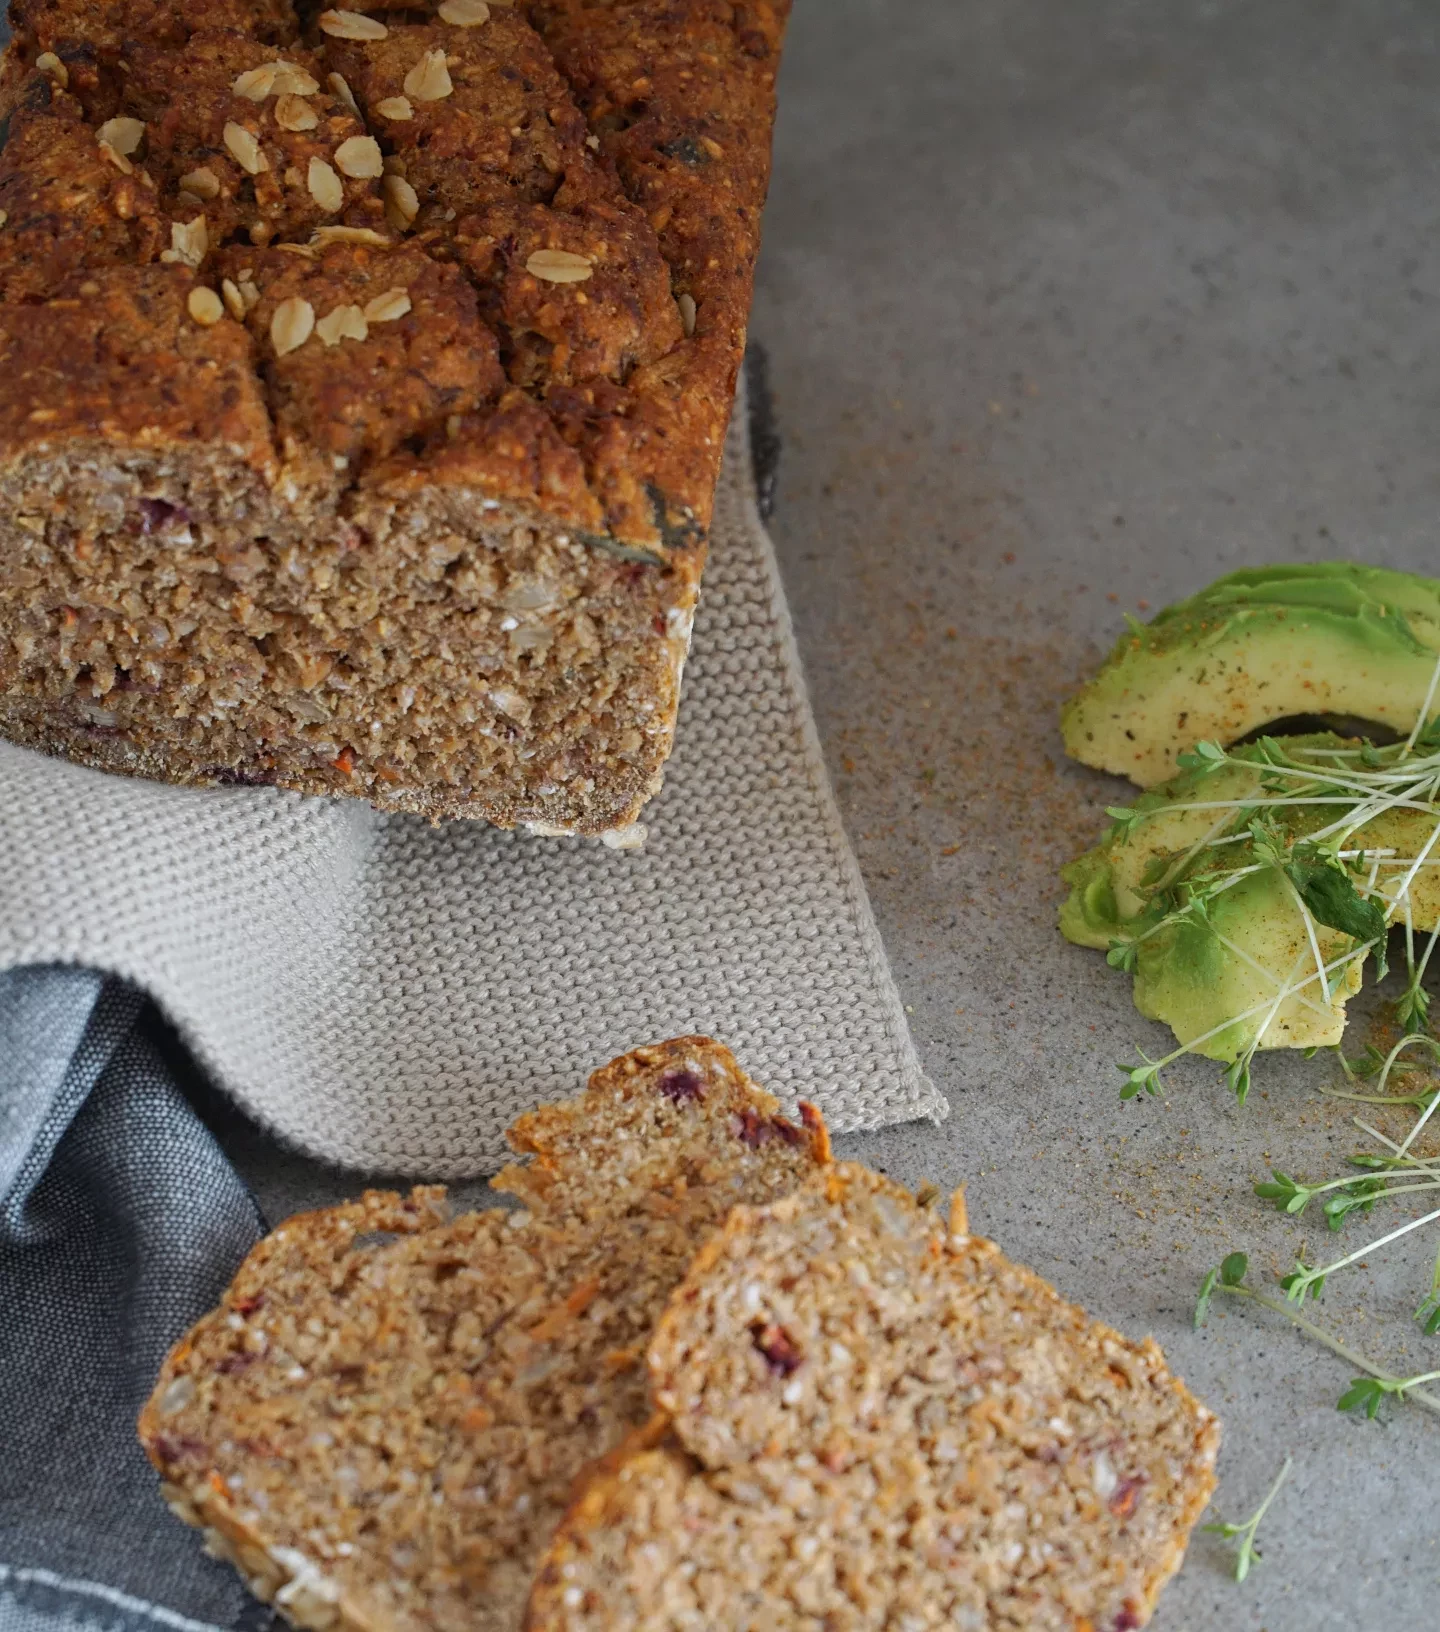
[0,374,941,1632]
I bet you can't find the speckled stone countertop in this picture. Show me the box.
[228,2,1440,1624]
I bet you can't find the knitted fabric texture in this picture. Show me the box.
[0,387,943,1177]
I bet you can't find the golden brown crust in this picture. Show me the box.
[0,82,166,298]
[126,31,386,248]
[0,0,788,825]
[520,0,790,541]
[0,264,277,484]
[0,0,781,548]
[218,240,504,481]
[325,12,599,229]
[10,0,298,63]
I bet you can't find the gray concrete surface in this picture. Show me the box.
[225,1,1440,1624]
[753,1,1440,1625]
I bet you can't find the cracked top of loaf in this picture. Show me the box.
[0,0,788,560]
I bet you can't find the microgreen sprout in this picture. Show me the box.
[1195,1252,1440,1419]
[1099,687,1440,1104]
[1194,1250,1249,1327]
[1338,1372,1440,1420]
[1116,1051,1166,1100]
[1176,739,1229,773]
[1201,1456,1292,1583]
[1280,1204,1440,1304]
[1279,1261,1327,1303]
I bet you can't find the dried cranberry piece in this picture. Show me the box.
[733,1108,805,1148]
[658,1068,705,1104]
[231,1293,265,1316]
[1111,1609,1143,1632]
[216,1352,257,1375]
[138,498,191,534]
[750,1322,803,1377]
[151,1432,208,1464]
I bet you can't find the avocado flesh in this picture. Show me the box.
[1063,562,1440,787]
[1060,735,1440,1060]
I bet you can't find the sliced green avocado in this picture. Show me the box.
[1060,735,1440,1061]
[1063,562,1440,787]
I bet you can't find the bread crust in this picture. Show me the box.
[0,0,789,829]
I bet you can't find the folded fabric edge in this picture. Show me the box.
[722,370,948,1138]
[0,1565,226,1632]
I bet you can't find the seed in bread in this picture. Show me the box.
[529,1164,1220,1632]
[138,1039,830,1632]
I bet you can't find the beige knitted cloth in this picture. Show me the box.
[0,394,943,1177]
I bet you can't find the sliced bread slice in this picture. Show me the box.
[528,1163,1220,1632]
[138,1038,829,1632]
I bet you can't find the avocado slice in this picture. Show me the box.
[1060,734,1440,1062]
[1062,563,1440,787]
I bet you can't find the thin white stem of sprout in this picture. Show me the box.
[1279,876,1332,1001]
[1207,929,1336,1021]
[1397,1076,1440,1161]
[1301,1203,1440,1289]
[1350,1119,1440,1171]
[1216,1287,1440,1415]
[1400,651,1440,757]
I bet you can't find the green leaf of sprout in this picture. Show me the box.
[1195,1267,1219,1329]
[1254,1171,1310,1214]
[1337,1377,1387,1419]
[1176,739,1228,773]
[1224,1055,1253,1105]
[1397,981,1432,1035]
[1220,1251,1249,1286]
[1342,1044,1390,1079]
[1116,1051,1166,1100]
[1246,814,1289,872]
[1203,1456,1291,1584]
[1322,1179,1384,1231]
[1104,806,1144,844]
[1281,1262,1326,1302]
[1283,851,1388,946]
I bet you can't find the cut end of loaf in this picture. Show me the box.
[0,281,703,830]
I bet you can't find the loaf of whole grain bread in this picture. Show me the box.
[0,0,788,833]
[138,1038,830,1632]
